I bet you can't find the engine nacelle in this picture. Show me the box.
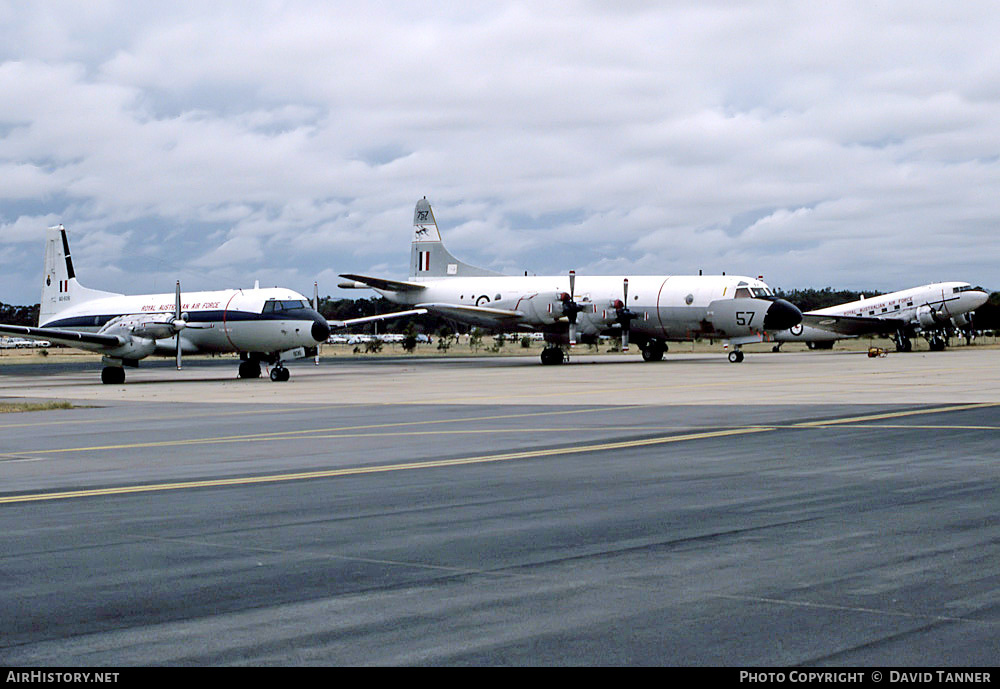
[99,315,161,360]
[916,305,948,328]
[951,312,972,328]
[106,336,157,360]
[521,291,576,326]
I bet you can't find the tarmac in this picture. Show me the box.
[1,347,998,665]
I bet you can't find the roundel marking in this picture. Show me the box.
[476,295,490,306]
[790,324,803,336]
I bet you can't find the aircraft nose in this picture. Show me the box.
[311,313,331,343]
[763,298,802,331]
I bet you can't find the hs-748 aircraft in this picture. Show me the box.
[339,198,802,364]
[770,282,989,352]
[0,226,423,383]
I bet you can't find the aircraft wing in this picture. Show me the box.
[329,309,428,328]
[338,274,427,293]
[802,313,906,336]
[416,302,525,328]
[0,324,125,352]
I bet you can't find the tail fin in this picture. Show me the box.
[40,226,122,326]
[409,197,504,279]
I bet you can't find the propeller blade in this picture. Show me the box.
[614,278,637,353]
[622,279,630,351]
[569,270,576,299]
[313,281,320,366]
[569,322,578,346]
[175,280,182,369]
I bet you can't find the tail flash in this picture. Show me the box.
[409,197,503,280]
[39,226,121,326]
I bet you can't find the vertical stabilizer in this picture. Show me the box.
[39,226,123,326]
[409,197,504,279]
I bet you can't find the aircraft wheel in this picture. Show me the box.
[895,338,912,353]
[101,367,125,384]
[239,360,262,379]
[728,350,744,363]
[540,347,564,365]
[269,365,290,382]
[641,342,664,362]
[929,337,946,352]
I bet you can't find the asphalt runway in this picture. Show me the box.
[1,349,998,665]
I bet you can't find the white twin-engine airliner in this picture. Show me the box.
[339,198,803,364]
[771,283,989,351]
[0,226,422,383]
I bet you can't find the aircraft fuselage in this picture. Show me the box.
[42,287,330,356]
[376,273,797,342]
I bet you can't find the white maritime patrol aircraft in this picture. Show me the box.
[339,198,802,364]
[0,226,424,383]
[769,283,989,352]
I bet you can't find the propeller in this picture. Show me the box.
[175,281,184,369]
[170,280,212,368]
[559,270,584,346]
[613,278,638,352]
[313,280,321,365]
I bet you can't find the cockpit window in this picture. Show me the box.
[734,288,752,298]
[954,285,985,293]
[751,287,773,298]
[262,299,307,313]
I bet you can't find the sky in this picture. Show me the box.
[2,1,999,306]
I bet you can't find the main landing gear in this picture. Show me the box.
[728,349,745,363]
[238,360,261,379]
[540,346,565,365]
[101,367,126,384]
[641,340,666,362]
[238,357,290,382]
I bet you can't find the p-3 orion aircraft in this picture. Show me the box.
[0,226,422,383]
[339,198,802,364]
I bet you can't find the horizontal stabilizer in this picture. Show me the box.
[802,313,905,336]
[338,274,427,293]
[330,309,428,328]
[0,324,125,352]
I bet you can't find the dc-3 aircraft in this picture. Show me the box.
[769,283,989,352]
[0,226,424,383]
[339,198,803,364]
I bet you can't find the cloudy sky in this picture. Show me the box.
[2,1,999,305]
